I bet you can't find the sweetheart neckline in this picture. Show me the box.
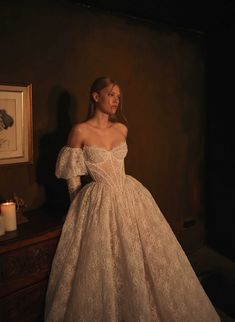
[83,140,126,152]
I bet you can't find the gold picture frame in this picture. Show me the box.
[0,83,33,166]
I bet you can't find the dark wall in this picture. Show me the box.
[0,0,206,252]
[205,24,235,261]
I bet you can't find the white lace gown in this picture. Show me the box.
[45,140,220,322]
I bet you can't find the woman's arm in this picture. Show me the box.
[66,123,86,201]
[67,176,82,201]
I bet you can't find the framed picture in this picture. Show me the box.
[0,83,33,166]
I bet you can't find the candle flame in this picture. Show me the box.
[1,202,16,206]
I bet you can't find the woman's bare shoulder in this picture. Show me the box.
[72,122,89,131]
[67,122,88,147]
[113,122,128,136]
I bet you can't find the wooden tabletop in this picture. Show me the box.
[0,209,64,253]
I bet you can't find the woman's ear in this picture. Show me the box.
[91,92,99,103]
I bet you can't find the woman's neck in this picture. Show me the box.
[88,112,112,129]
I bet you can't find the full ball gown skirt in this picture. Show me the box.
[45,141,220,322]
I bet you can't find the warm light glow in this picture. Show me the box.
[1,201,15,206]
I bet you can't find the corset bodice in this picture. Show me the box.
[83,141,128,191]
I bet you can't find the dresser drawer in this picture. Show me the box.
[0,238,59,298]
[0,279,48,322]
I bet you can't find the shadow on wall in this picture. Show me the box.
[36,87,76,216]
[205,28,235,263]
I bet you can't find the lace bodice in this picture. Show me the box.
[56,141,128,192]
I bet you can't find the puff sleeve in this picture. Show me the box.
[55,146,88,179]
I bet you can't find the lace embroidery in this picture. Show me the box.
[55,146,88,179]
[45,141,221,322]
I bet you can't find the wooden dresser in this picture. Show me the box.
[0,209,63,322]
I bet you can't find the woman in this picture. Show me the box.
[45,77,220,321]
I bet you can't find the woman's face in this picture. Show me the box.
[93,84,120,115]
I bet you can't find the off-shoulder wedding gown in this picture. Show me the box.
[45,140,220,322]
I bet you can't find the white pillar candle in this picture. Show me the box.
[0,215,5,236]
[1,202,17,231]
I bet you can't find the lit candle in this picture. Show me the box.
[1,202,17,231]
[0,215,5,236]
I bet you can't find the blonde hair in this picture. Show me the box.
[85,76,128,125]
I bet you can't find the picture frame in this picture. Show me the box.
[0,83,33,166]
